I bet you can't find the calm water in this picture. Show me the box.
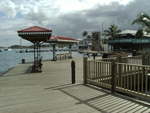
[0,45,110,74]
[0,49,83,74]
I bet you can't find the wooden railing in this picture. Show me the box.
[83,57,150,100]
[115,62,150,100]
[102,53,150,65]
[86,59,112,89]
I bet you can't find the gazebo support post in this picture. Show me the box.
[34,42,35,63]
[52,44,56,61]
[69,43,72,58]
[31,41,42,73]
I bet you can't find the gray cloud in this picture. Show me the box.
[0,0,150,46]
[42,0,149,39]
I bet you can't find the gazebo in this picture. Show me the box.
[48,36,79,61]
[17,26,79,73]
[18,26,52,72]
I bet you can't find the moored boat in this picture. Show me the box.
[0,48,4,52]
[4,48,12,51]
[16,49,25,53]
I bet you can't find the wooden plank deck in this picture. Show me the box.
[0,57,150,113]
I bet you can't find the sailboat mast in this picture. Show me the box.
[7,38,8,48]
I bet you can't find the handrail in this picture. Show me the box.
[116,62,150,68]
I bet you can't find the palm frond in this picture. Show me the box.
[132,12,150,28]
[103,24,121,39]
[82,31,88,37]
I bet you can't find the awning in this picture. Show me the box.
[48,36,79,43]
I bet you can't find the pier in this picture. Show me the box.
[0,57,150,113]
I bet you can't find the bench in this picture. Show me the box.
[32,57,43,72]
[56,54,65,60]
[65,53,72,59]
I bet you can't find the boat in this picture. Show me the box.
[4,38,12,51]
[4,48,12,51]
[15,38,28,53]
[15,48,30,53]
[0,48,4,52]
[25,49,30,52]
[15,49,25,53]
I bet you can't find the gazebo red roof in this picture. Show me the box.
[18,26,52,42]
[18,26,52,32]
[49,36,79,43]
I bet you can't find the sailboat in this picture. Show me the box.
[16,38,25,53]
[4,39,12,51]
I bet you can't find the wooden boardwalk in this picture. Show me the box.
[0,57,150,113]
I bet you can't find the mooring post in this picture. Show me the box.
[111,60,116,93]
[71,60,75,84]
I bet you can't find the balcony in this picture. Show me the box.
[108,39,150,44]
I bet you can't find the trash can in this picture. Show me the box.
[22,59,25,64]
[132,50,136,56]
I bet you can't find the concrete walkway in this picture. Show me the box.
[0,57,150,113]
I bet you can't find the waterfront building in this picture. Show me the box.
[72,38,92,50]
[108,30,150,51]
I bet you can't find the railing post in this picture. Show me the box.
[142,53,146,83]
[111,60,117,93]
[142,53,145,65]
[83,57,87,85]
[118,55,121,87]
[117,55,121,63]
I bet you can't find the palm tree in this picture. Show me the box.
[82,31,88,45]
[132,11,150,34]
[87,35,91,41]
[135,28,144,39]
[103,24,121,39]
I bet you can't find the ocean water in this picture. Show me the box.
[0,49,83,75]
[0,45,111,75]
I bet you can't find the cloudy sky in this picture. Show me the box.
[0,0,149,47]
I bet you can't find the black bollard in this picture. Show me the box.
[71,60,75,84]
[22,59,25,64]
